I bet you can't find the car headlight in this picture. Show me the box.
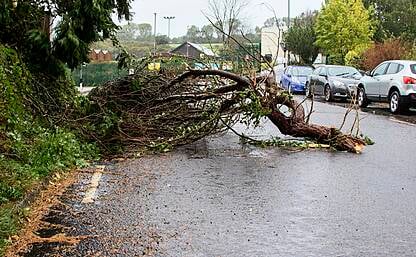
[333,80,344,87]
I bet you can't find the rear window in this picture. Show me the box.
[328,66,359,76]
[411,64,416,74]
[292,67,313,76]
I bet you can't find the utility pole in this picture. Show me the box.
[288,0,291,28]
[163,16,175,42]
[153,12,157,52]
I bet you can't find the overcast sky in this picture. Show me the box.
[126,0,325,37]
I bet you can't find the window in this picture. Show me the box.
[319,67,327,76]
[292,67,314,76]
[372,63,389,76]
[327,66,359,76]
[410,64,416,74]
[313,67,321,75]
[386,63,401,74]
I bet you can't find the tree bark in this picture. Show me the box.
[175,69,366,153]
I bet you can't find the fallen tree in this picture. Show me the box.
[82,59,366,154]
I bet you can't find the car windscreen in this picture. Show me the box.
[411,64,416,74]
[291,67,313,76]
[328,67,359,77]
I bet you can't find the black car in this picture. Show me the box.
[306,65,362,101]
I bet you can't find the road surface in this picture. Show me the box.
[17,97,416,257]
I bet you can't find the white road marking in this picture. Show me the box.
[389,118,415,127]
[82,165,105,204]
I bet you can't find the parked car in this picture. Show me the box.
[306,65,362,101]
[357,60,416,113]
[280,66,314,94]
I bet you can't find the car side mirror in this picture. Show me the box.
[287,74,292,78]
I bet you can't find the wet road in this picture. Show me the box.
[20,98,416,257]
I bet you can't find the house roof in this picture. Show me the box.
[92,49,111,55]
[171,42,217,57]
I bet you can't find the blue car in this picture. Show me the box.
[280,66,314,94]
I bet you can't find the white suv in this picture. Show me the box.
[357,60,416,113]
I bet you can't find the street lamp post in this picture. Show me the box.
[287,0,291,28]
[79,62,87,90]
[153,12,157,52]
[163,16,175,42]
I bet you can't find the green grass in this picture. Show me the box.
[0,128,98,255]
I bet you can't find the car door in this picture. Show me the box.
[381,62,403,98]
[366,63,389,99]
[316,67,328,95]
[309,67,320,94]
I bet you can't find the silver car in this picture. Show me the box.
[357,60,416,113]
[306,65,362,101]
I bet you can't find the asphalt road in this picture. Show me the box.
[19,97,416,257]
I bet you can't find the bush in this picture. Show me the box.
[361,39,409,71]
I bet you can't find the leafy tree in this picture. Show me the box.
[263,17,277,28]
[284,11,319,65]
[186,25,201,42]
[155,35,169,45]
[117,23,140,41]
[0,0,132,73]
[361,39,409,70]
[201,24,215,42]
[138,23,153,39]
[263,17,293,28]
[363,0,416,41]
[315,0,374,64]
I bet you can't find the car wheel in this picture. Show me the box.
[324,85,333,102]
[389,90,406,114]
[357,87,369,108]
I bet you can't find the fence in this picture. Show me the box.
[72,62,128,86]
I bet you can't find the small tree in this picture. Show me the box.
[138,23,153,40]
[186,25,201,42]
[207,0,248,44]
[201,24,215,42]
[155,35,170,45]
[284,11,319,65]
[315,0,374,64]
[361,39,408,70]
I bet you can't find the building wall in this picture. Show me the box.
[261,26,287,65]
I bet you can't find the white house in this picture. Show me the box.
[261,25,289,65]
